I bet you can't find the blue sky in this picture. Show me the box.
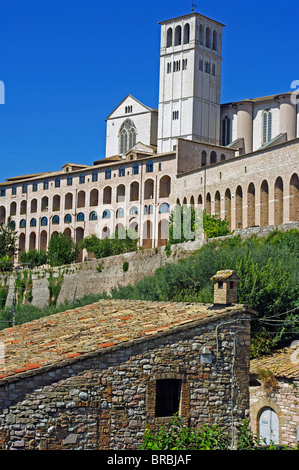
[0,0,298,180]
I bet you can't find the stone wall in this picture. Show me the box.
[0,312,250,450]
[250,378,299,448]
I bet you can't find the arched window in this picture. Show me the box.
[22,184,27,194]
[201,150,207,167]
[12,185,17,195]
[55,177,60,188]
[64,214,72,223]
[210,151,217,164]
[129,206,138,216]
[41,217,48,226]
[144,205,148,215]
[159,203,170,214]
[20,219,26,228]
[52,215,60,225]
[148,204,154,215]
[116,208,124,218]
[167,28,173,47]
[32,182,38,192]
[10,220,16,230]
[120,119,137,154]
[133,163,139,175]
[43,180,49,190]
[199,24,204,45]
[183,23,190,44]
[263,108,272,144]
[89,211,97,221]
[77,212,85,222]
[30,218,37,227]
[67,175,73,186]
[92,171,98,182]
[206,27,211,48]
[146,160,153,173]
[212,30,217,50]
[103,209,111,219]
[79,173,85,184]
[105,168,111,180]
[175,25,182,46]
[119,166,125,177]
[221,115,231,146]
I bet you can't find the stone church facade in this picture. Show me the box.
[0,11,298,259]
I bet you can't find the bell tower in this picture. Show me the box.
[157,12,224,154]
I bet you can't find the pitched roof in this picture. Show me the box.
[211,270,241,281]
[250,346,299,380]
[0,299,249,383]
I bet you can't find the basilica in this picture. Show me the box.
[0,11,298,259]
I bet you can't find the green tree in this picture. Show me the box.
[168,205,230,245]
[47,232,79,266]
[0,217,17,262]
[20,249,48,267]
[80,227,138,259]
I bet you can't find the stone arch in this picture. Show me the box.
[142,220,153,249]
[10,202,17,216]
[144,179,154,200]
[130,181,139,202]
[103,186,112,205]
[190,195,195,207]
[63,227,72,238]
[198,194,203,206]
[20,200,27,215]
[205,192,211,215]
[251,398,283,445]
[116,184,125,203]
[224,188,231,229]
[159,175,171,198]
[235,185,243,229]
[41,196,48,212]
[274,177,283,225]
[102,226,110,239]
[289,173,299,222]
[247,182,256,227]
[214,190,221,215]
[29,232,36,251]
[65,193,73,210]
[18,233,26,260]
[75,227,84,262]
[77,190,85,208]
[53,194,60,212]
[0,206,6,224]
[90,189,99,207]
[260,180,269,226]
[30,199,37,214]
[158,219,169,247]
[40,230,47,251]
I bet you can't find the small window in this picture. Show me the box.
[0,188,5,197]
[44,180,49,190]
[218,281,223,289]
[77,212,85,222]
[67,175,73,186]
[119,166,125,177]
[79,174,85,184]
[41,217,48,226]
[64,214,72,223]
[89,211,97,221]
[133,163,139,175]
[105,169,111,180]
[22,184,27,194]
[52,215,60,225]
[146,161,153,173]
[199,59,203,71]
[92,171,98,182]
[20,219,26,228]
[230,281,234,289]
[103,209,111,219]
[55,178,60,188]
[32,182,38,192]
[12,185,17,195]
[155,379,182,418]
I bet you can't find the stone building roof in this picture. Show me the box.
[250,346,299,380]
[0,299,249,383]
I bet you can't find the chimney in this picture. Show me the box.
[211,270,241,306]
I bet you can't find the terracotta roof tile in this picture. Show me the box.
[250,346,299,380]
[0,299,248,382]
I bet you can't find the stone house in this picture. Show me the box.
[250,345,299,448]
[0,296,252,450]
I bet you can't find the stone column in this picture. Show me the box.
[236,100,253,155]
[279,94,297,141]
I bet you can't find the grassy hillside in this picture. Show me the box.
[0,229,298,358]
